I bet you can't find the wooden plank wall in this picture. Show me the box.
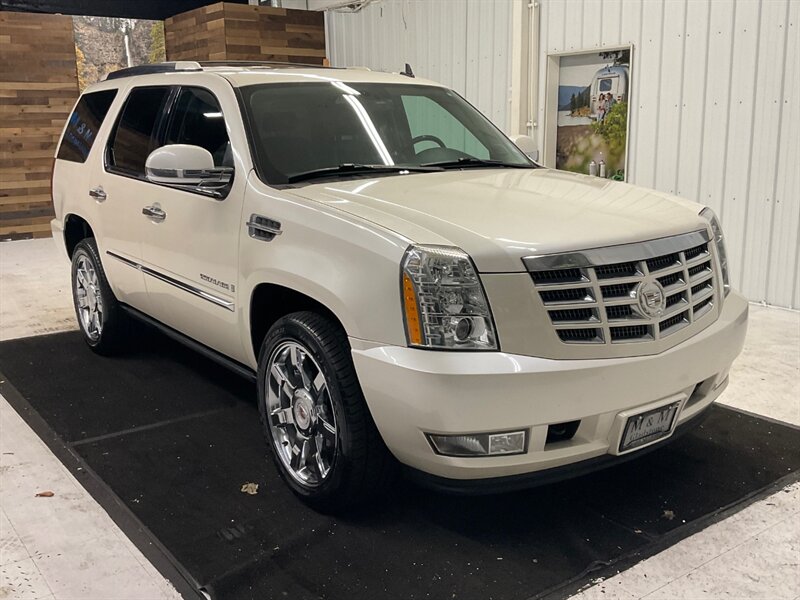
[0,11,79,241]
[164,2,227,60]
[165,2,325,64]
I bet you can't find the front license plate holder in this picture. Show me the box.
[619,401,681,453]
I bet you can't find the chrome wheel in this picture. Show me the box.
[266,341,337,487]
[75,255,103,341]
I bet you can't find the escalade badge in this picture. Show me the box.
[635,281,666,317]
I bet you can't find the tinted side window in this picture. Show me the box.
[107,86,171,176]
[166,87,231,167]
[57,90,117,163]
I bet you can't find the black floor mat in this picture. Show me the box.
[1,330,799,600]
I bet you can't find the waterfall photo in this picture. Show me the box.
[73,16,166,91]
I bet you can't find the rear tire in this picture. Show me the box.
[257,311,395,512]
[70,238,128,354]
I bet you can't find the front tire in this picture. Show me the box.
[257,312,395,512]
[71,238,127,354]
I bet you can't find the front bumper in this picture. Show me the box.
[351,291,748,482]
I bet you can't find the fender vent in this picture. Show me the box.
[246,214,282,242]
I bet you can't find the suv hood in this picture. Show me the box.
[288,168,708,273]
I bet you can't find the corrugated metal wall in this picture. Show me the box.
[325,0,513,131]
[325,0,799,309]
[538,0,798,308]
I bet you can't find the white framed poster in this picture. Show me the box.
[543,46,633,181]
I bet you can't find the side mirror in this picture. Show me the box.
[510,135,538,161]
[145,144,232,197]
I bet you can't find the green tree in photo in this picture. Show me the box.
[592,101,627,169]
[577,86,590,109]
[75,45,89,91]
[148,21,166,64]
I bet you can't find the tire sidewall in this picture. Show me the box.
[71,239,120,352]
[257,317,354,505]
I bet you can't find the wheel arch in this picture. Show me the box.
[249,282,349,360]
[63,213,95,259]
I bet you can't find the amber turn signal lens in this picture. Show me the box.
[402,272,422,345]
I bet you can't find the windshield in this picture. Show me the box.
[240,82,533,184]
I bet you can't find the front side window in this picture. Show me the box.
[599,78,613,92]
[240,82,531,184]
[57,89,117,163]
[165,87,231,167]
[106,86,171,176]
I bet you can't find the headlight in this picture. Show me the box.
[401,245,497,350]
[700,207,730,296]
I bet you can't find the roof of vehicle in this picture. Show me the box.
[102,61,443,88]
[593,65,628,76]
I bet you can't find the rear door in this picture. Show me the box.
[53,88,118,253]
[138,82,248,362]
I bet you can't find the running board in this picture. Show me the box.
[120,305,257,383]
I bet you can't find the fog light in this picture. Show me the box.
[427,430,527,457]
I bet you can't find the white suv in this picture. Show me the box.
[51,61,748,510]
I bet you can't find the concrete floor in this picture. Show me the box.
[1,237,799,599]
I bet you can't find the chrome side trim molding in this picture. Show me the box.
[522,229,711,271]
[106,251,139,269]
[106,251,235,312]
[144,269,235,312]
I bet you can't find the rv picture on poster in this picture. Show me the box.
[556,49,630,180]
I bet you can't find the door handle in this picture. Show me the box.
[88,187,106,202]
[142,205,167,222]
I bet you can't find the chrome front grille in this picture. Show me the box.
[524,230,718,345]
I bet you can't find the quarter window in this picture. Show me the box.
[107,86,171,176]
[166,87,231,167]
[57,90,117,163]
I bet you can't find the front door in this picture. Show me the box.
[138,83,248,363]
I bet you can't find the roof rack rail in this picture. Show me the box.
[197,60,339,70]
[104,60,341,82]
[105,61,202,81]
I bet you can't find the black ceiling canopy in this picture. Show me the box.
[0,0,247,20]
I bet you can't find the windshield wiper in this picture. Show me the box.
[286,163,442,184]
[421,157,534,170]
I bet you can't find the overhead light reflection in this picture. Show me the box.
[326,180,379,196]
[331,81,361,95]
[343,95,394,166]
[351,180,379,194]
